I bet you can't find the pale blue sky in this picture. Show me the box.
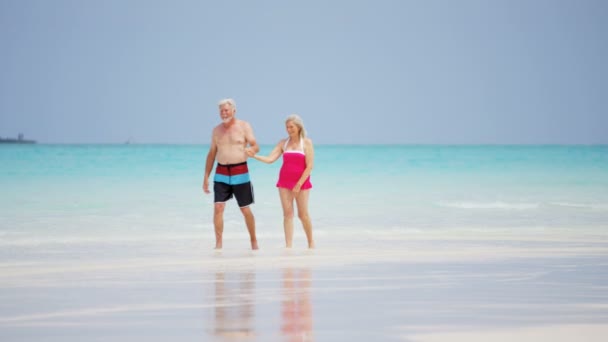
[1,0,606,144]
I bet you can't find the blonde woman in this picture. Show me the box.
[247,114,315,248]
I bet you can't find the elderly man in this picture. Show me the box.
[203,98,260,250]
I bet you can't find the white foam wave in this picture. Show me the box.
[3,230,292,248]
[550,202,608,211]
[438,200,608,211]
[438,201,539,210]
[0,230,292,247]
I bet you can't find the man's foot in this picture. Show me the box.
[251,240,259,250]
[214,242,222,250]
[308,241,315,249]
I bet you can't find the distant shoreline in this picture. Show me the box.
[0,138,36,144]
[0,134,36,144]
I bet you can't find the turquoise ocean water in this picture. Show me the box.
[1,144,607,248]
[2,144,608,342]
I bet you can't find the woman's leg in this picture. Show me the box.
[279,188,295,248]
[295,190,314,248]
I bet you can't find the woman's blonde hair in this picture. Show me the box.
[286,114,306,140]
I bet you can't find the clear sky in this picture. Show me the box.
[1,0,606,144]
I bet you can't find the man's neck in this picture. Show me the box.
[222,118,236,128]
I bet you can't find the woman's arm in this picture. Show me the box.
[248,139,284,164]
[293,138,314,192]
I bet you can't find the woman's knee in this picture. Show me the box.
[283,208,294,219]
[297,211,309,221]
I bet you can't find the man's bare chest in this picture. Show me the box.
[216,127,246,145]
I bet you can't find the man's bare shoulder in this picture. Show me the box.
[211,123,226,135]
[236,119,252,129]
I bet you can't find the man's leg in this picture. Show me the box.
[214,202,226,249]
[234,181,258,250]
[240,206,258,250]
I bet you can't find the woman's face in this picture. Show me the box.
[285,121,299,137]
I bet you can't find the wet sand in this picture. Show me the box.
[1,231,607,341]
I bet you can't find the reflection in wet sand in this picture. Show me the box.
[281,268,314,341]
[213,271,256,340]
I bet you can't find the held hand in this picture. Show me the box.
[203,179,210,194]
[245,148,256,157]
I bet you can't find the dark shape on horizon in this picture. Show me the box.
[0,133,37,144]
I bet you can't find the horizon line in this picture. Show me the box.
[4,142,607,147]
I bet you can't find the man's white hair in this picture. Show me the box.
[218,98,236,111]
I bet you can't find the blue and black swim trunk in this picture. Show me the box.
[213,161,254,207]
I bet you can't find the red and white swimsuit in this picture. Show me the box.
[276,138,312,190]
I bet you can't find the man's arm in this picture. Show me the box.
[243,121,260,155]
[203,132,217,194]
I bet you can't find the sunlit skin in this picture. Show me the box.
[203,101,260,250]
[247,119,315,249]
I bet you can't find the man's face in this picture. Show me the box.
[219,104,235,124]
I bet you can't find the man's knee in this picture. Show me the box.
[214,203,226,214]
[240,206,253,216]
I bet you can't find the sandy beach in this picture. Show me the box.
[1,229,607,341]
